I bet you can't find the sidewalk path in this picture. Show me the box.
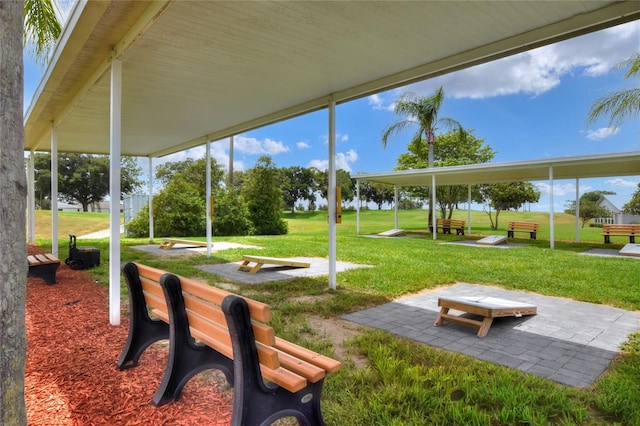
[77,225,124,239]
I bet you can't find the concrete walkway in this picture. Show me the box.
[343,283,640,387]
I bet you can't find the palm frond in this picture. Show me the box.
[587,88,640,128]
[24,0,62,62]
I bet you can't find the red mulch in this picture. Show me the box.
[26,245,232,425]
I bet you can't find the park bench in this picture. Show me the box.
[507,221,539,240]
[431,219,466,235]
[159,238,208,249]
[117,262,341,425]
[237,255,311,274]
[602,224,640,244]
[27,253,60,285]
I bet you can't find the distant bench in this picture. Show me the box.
[431,219,466,236]
[27,253,60,285]
[159,238,208,250]
[507,221,539,240]
[237,255,311,274]
[602,224,640,244]
[117,262,340,424]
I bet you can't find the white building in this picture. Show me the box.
[597,195,640,224]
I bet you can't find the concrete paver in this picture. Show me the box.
[343,283,640,387]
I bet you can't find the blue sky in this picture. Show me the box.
[24,19,640,212]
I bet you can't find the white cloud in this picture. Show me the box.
[535,182,578,197]
[606,178,639,188]
[321,132,350,144]
[233,135,290,155]
[297,141,311,149]
[586,127,619,140]
[368,94,395,111]
[372,21,640,102]
[308,149,359,173]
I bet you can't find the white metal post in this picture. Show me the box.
[356,179,360,235]
[51,126,59,257]
[575,178,580,242]
[328,97,337,290]
[109,58,122,326]
[467,184,472,235]
[27,152,36,244]
[431,175,436,240]
[206,141,212,257]
[148,157,154,242]
[394,186,399,229]
[549,166,555,249]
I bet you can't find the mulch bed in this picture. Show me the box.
[26,245,232,425]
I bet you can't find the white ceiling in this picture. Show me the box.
[24,1,640,158]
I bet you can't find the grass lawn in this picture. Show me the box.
[34,209,640,425]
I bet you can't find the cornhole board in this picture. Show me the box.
[160,239,208,250]
[434,296,537,337]
[378,229,405,237]
[476,235,508,246]
[619,243,640,258]
[237,255,311,274]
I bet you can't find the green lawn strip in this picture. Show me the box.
[34,210,640,424]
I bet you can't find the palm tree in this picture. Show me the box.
[587,53,640,128]
[381,87,465,227]
[1,1,60,424]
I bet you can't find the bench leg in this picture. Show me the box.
[477,317,494,338]
[507,231,514,238]
[530,232,536,240]
[456,228,464,236]
[433,307,449,326]
[631,236,636,244]
[155,274,234,407]
[27,263,60,285]
[223,296,328,426]
[604,235,610,244]
[117,263,169,370]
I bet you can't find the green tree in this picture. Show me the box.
[564,190,616,227]
[382,88,465,227]
[242,156,288,235]
[35,153,143,211]
[2,1,60,423]
[478,182,541,230]
[281,166,315,213]
[623,184,640,215]
[360,181,395,210]
[397,129,494,219]
[126,158,226,237]
[587,53,640,128]
[315,169,356,208]
[213,187,254,236]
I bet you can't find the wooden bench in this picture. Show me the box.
[237,255,311,274]
[159,238,208,250]
[431,219,466,235]
[602,224,640,244]
[434,296,537,338]
[27,253,61,285]
[507,221,539,240]
[117,262,341,424]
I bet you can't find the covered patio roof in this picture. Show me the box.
[355,151,640,187]
[24,1,640,157]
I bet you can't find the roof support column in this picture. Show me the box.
[109,58,122,326]
[27,152,36,244]
[148,157,154,243]
[328,96,337,290]
[394,186,399,229]
[206,141,212,257]
[467,184,472,235]
[432,175,437,240]
[575,178,580,242]
[228,136,234,185]
[50,126,59,257]
[549,166,555,250]
[355,180,360,235]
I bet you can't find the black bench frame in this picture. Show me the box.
[118,262,331,425]
[27,254,60,285]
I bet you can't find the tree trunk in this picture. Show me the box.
[0,1,28,423]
